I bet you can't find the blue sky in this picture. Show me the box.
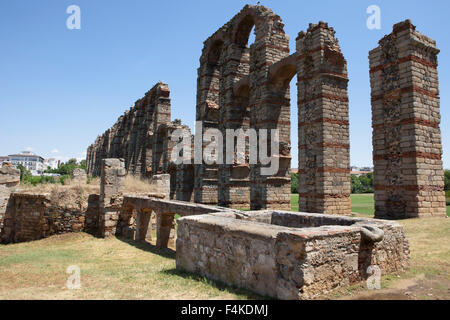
[0,0,448,168]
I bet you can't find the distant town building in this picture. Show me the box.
[8,151,45,176]
[0,156,9,164]
[350,166,374,177]
[43,158,58,170]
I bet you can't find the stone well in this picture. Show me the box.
[176,211,410,300]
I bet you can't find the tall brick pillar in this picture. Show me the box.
[99,158,126,237]
[370,20,446,219]
[246,7,291,211]
[296,22,351,215]
[194,37,221,205]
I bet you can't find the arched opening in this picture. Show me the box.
[207,40,224,66]
[235,15,256,47]
[248,25,256,47]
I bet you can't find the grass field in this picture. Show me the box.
[0,194,448,300]
[0,234,259,300]
[291,193,450,217]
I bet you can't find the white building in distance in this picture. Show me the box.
[43,158,59,170]
[8,151,45,176]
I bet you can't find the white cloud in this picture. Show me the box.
[51,149,59,154]
[24,146,34,152]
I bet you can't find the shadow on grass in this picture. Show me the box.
[116,237,176,260]
[161,268,271,300]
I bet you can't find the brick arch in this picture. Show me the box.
[269,55,297,89]
[195,5,291,209]
[231,5,285,47]
[233,14,256,47]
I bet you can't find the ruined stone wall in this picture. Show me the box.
[72,168,87,183]
[370,20,446,219]
[86,83,194,203]
[87,83,173,177]
[0,163,20,187]
[296,22,351,215]
[0,193,98,244]
[0,159,172,243]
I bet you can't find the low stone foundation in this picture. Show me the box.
[176,211,410,300]
[0,192,98,243]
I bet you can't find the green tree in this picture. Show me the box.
[45,158,79,176]
[79,160,87,170]
[351,174,363,194]
[291,172,299,194]
[444,169,450,191]
[17,164,31,181]
[358,173,374,193]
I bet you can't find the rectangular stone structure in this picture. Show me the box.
[99,158,126,237]
[296,22,351,215]
[369,20,446,219]
[176,210,409,300]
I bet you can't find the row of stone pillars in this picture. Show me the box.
[135,210,174,249]
[99,158,175,248]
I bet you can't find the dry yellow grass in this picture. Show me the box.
[10,175,160,211]
[327,216,450,300]
[0,216,448,300]
[123,175,160,195]
[0,233,258,300]
[1,189,448,300]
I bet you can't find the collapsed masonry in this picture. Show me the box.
[0,163,20,188]
[0,161,171,244]
[0,159,226,247]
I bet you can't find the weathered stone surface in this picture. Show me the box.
[369,20,446,218]
[72,168,87,183]
[0,163,20,187]
[297,22,351,215]
[98,158,126,237]
[0,192,99,243]
[86,83,194,203]
[176,211,410,300]
[0,185,11,229]
[195,4,292,210]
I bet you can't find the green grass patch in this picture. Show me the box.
[350,194,375,217]
[291,194,299,212]
[291,193,375,216]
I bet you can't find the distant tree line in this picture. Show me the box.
[445,170,450,204]
[292,170,450,198]
[44,159,86,176]
[291,172,374,194]
[16,159,86,186]
[445,169,450,191]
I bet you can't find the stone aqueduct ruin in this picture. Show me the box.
[87,5,445,219]
[1,5,446,300]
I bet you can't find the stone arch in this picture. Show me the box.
[233,14,256,47]
[269,55,297,90]
[195,5,291,209]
